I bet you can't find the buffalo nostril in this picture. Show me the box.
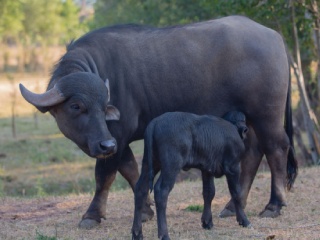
[100,140,116,152]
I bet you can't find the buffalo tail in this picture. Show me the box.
[285,66,298,190]
[144,124,155,193]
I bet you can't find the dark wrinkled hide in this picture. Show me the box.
[132,111,250,239]
[19,16,297,228]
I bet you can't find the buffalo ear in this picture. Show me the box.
[105,105,120,121]
[37,106,50,113]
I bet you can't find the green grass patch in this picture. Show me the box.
[35,231,57,240]
[185,204,204,212]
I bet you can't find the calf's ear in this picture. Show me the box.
[105,105,120,121]
[239,126,248,139]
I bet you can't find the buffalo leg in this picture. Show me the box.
[201,170,215,229]
[119,146,154,222]
[79,156,118,229]
[260,145,288,217]
[254,118,290,218]
[220,128,263,217]
[225,163,251,227]
[132,164,150,240]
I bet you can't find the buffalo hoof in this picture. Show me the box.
[219,208,236,218]
[78,218,100,229]
[259,208,281,218]
[141,205,154,222]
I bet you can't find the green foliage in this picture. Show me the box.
[0,0,87,46]
[0,0,24,40]
[185,204,204,212]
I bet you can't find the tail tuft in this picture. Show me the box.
[286,146,298,191]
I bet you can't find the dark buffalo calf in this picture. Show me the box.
[132,111,251,240]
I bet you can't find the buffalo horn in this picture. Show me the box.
[19,83,66,107]
[105,78,110,102]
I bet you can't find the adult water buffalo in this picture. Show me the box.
[20,15,297,229]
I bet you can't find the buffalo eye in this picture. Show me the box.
[70,103,81,110]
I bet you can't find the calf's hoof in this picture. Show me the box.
[219,207,235,218]
[238,219,251,228]
[132,231,143,240]
[78,218,100,229]
[202,221,213,230]
[159,235,170,240]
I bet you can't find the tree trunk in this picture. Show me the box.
[289,0,320,164]
[7,74,17,139]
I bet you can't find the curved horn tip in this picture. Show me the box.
[19,83,26,93]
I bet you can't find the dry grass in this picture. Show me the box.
[0,167,319,240]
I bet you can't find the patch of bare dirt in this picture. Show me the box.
[0,167,320,240]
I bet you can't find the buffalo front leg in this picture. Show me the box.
[201,170,215,229]
[119,146,154,222]
[220,128,263,218]
[78,157,118,229]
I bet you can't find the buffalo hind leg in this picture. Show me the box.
[259,144,288,217]
[201,170,215,229]
[79,156,118,229]
[118,146,154,222]
[220,128,263,218]
[255,120,289,218]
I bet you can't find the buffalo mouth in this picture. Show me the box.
[87,139,118,159]
[95,152,115,159]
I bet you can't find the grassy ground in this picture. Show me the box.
[0,167,319,240]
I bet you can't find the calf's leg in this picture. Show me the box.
[225,163,251,227]
[132,165,150,240]
[201,170,215,229]
[154,171,178,240]
[220,129,263,217]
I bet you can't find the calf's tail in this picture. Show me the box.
[285,67,298,190]
[144,124,155,193]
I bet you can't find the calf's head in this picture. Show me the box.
[223,111,248,139]
[19,72,120,159]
